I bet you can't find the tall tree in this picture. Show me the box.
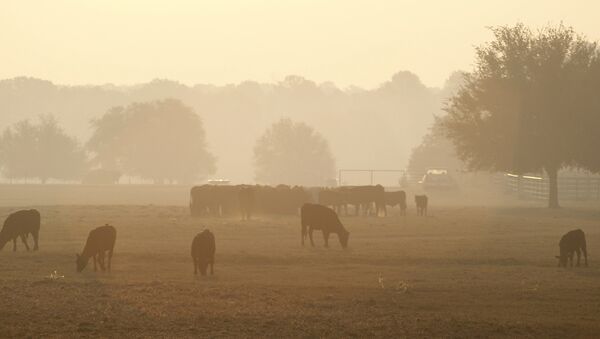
[87,99,216,183]
[254,118,335,186]
[408,120,464,180]
[0,115,86,183]
[442,23,600,208]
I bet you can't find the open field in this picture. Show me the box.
[1,199,600,338]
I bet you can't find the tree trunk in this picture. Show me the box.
[547,166,560,209]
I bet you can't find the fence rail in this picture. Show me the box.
[499,173,600,201]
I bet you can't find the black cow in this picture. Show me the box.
[76,224,117,272]
[556,229,588,267]
[191,229,216,276]
[384,191,407,216]
[0,209,40,251]
[415,195,428,216]
[318,188,347,215]
[301,203,349,248]
[340,185,385,216]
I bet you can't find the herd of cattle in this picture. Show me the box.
[0,185,590,277]
[189,184,429,219]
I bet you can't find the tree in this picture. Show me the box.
[0,115,86,183]
[254,118,335,186]
[441,23,600,208]
[87,99,216,183]
[408,120,464,179]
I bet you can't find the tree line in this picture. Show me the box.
[0,71,456,184]
[2,22,598,208]
[0,99,334,185]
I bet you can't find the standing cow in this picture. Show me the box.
[384,191,407,216]
[301,203,349,249]
[191,229,216,276]
[0,209,40,251]
[76,224,117,272]
[415,195,428,216]
[556,229,588,267]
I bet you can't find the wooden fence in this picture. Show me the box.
[499,173,600,201]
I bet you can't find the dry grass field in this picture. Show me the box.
[1,187,600,337]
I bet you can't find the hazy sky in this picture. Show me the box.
[2,0,599,88]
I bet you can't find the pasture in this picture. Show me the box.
[1,188,600,337]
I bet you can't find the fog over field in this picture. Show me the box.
[0,73,459,184]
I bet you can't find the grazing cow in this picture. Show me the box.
[191,229,216,276]
[76,224,117,272]
[556,229,588,267]
[238,185,255,220]
[384,191,407,216]
[301,203,349,249]
[0,209,40,251]
[415,195,428,216]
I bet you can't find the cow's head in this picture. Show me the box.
[0,233,8,251]
[75,254,88,272]
[339,230,350,249]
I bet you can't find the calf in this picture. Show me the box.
[301,203,349,249]
[384,191,407,216]
[191,229,216,276]
[556,229,588,267]
[76,224,117,272]
[415,195,428,216]
[0,209,40,251]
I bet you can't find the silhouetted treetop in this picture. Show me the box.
[254,118,335,186]
[0,115,86,183]
[442,23,600,208]
[88,99,216,184]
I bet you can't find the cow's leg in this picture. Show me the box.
[32,230,39,251]
[323,231,329,248]
[12,238,17,251]
[200,261,207,276]
[97,252,103,271]
[107,249,113,272]
[99,251,106,271]
[309,228,315,247]
[301,225,306,246]
[210,259,214,275]
[576,249,582,267]
[582,246,588,267]
[568,253,573,267]
[93,254,98,272]
[20,234,30,251]
[193,258,198,275]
